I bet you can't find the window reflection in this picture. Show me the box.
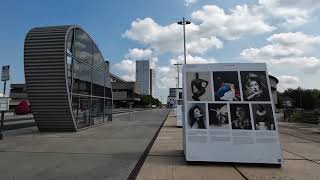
[67,56,73,93]
[72,95,91,128]
[92,68,104,97]
[93,45,105,70]
[105,74,112,98]
[91,98,104,124]
[73,60,91,95]
[75,29,92,64]
[67,27,112,128]
[104,98,112,122]
[66,30,74,55]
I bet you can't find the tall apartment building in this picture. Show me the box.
[136,60,156,97]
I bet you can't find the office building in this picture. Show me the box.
[136,60,155,96]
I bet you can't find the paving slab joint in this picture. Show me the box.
[127,109,170,180]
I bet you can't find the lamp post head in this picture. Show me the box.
[177,20,191,25]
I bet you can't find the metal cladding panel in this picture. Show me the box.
[24,25,76,131]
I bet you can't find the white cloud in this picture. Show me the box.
[185,0,197,6]
[186,36,223,54]
[125,48,153,60]
[113,59,136,81]
[259,0,320,27]
[271,57,320,74]
[156,54,217,91]
[278,75,300,91]
[122,17,223,55]
[267,32,320,52]
[170,54,217,65]
[241,32,320,73]
[191,5,275,40]
[157,66,178,89]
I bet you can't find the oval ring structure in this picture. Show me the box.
[24,25,112,131]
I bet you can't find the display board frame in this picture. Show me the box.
[176,88,183,126]
[182,63,282,165]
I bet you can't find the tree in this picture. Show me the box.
[139,95,162,107]
[280,87,320,110]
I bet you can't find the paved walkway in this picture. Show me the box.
[0,109,170,180]
[137,112,320,180]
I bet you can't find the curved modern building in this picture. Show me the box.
[269,75,279,106]
[24,25,112,131]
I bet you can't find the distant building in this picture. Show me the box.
[167,88,182,108]
[269,75,279,107]
[150,69,156,97]
[169,88,179,97]
[110,73,141,108]
[136,60,155,97]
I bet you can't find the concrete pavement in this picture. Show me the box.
[137,111,320,180]
[0,108,170,180]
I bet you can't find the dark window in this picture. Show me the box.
[66,30,74,55]
[92,68,105,97]
[91,98,104,124]
[105,87,112,98]
[75,29,92,64]
[72,95,91,128]
[72,60,91,95]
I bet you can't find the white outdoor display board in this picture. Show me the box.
[176,88,183,127]
[182,63,282,165]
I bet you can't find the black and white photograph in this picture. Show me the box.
[186,72,212,101]
[208,103,229,129]
[252,104,276,130]
[240,71,271,101]
[230,104,252,130]
[188,103,207,129]
[213,71,241,101]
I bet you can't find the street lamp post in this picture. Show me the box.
[177,18,191,64]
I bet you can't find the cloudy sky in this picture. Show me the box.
[1,0,320,102]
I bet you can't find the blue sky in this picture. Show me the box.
[1,0,320,102]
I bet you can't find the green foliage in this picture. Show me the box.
[140,95,162,107]
[291,111,303,122]
[278,87,320,110]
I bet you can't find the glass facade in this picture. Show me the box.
[66,28,112,128]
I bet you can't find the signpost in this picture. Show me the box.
[182,63,282,165]
[1,65,10,140]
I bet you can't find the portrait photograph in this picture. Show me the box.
[252,104,276,130]
[208,103,229,129]
[230,104,252,130]
[213,71,241,101]
[240,71,271,101]
[186,72,212,101]
[188,103,207,129]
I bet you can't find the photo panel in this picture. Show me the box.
[187,103,207,129]
[208,103,229,129]
[252,104,276,130]
[230,103,252,130]
[213,71,241,101]
[240,71,271,101]
[186,72,212,101]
